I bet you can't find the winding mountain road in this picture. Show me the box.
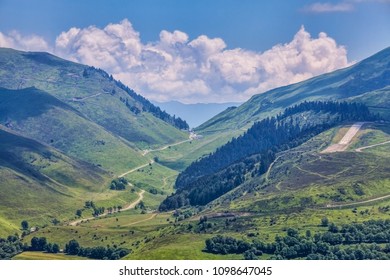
[68,190,145,226]
[68,136,195,226]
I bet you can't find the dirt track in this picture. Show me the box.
[142,138,192,156]
[323,193,390,209]
[118,160,154,178]
[68,190,145,226]
[355,140,390,152]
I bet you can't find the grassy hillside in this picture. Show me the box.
[208,122,390,213]
[0,48,188,149]
[0,87,147,174]
[0,126,113,236]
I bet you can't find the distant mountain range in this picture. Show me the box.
[153,101,241,128]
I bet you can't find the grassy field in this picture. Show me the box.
[124,162,177,194]
[126,233,243,260]
[13,251,89,260]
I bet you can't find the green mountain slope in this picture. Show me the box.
[0,87,146,174]
[0,126,111,236]
[211,122,390,214]
[198,47,390,134]
[160,101,374,210]
[0,48,188,149]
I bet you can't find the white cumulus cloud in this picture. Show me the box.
[1,19,351,103]
[0,31,50,51]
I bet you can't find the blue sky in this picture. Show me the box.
[0,0,389,103]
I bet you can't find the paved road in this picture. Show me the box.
[322,122,365,153]
[68,190,145,226]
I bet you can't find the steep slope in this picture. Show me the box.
[211,122,390,214]
[0,87,146,174]
[198,47,390,134]
[0,48,188,149]
[0,126,110,235]
[160,101,374,210]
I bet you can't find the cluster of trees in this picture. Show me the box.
[160,101,375,210]
[0,235,25,260]
[64,239,130,260]
[0,235,61,259]
[1,234,130,260]
[110,178,128,190]
[107,205,122,214]
[29,237,60,253]
[84,200,105,217]
[206,235,251,255]
[205,220,390,260]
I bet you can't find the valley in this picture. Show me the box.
[0,47,390,260]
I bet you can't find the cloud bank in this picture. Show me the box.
[1,19,350,103]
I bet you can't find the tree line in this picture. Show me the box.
[0,234,131,260]
[83,66,189,130]
[64,239,130,260]
[205,219,390,260]
[0,235,25,259]
[115,77,189,130]
[160,101,376,210]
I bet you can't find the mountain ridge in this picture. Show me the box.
[197,46,390,134]
[0,48,189,150]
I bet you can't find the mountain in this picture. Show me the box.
[197,47,390,134]
[0,48,191,234]
[160,101,375,210]
[161,47,390,210]
[0,125,110,235]
[2,47,390,260]
[0,87,147,173]
[0,48,189,150]
[153,101,241,128]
